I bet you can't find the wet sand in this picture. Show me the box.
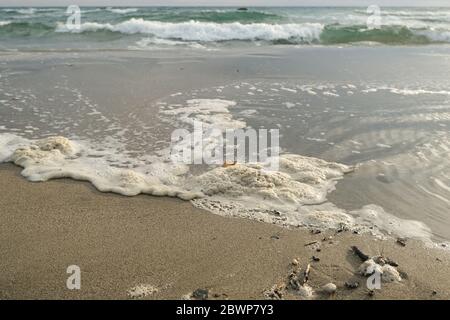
[1,163,449,300]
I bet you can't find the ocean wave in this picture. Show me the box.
[156,9,283,23]
[0,21,54,37]
[354,9,450,17]
[53,19,450,45]
[414,29,450,42]
[130,37,209,50]
[2,15,450,45]
[55,19,324,43]
[1,8,37,15]
[106,8,139,14]
[320,24,433,45]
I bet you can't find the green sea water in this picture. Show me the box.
[1,6,450,50]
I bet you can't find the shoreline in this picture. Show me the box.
[1,163,449,300]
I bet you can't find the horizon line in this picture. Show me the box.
[1,5,450,8]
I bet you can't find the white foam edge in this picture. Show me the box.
[0,133,201,200]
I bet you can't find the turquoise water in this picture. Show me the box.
[1,7,450,50]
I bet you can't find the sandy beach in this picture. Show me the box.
[1,163,449,300]
[2,6,450,301]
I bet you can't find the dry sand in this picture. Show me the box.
[0,163,449,300]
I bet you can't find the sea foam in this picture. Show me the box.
[0,133,200,200]
[0,97,436,245]
[107,8,139,14]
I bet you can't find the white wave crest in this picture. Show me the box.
[17,8,36,15]
[413,29,450,42]
[130,37,208,50]
[107,8,139,14]
[55,18,324,42]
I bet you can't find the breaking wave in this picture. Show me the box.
[106,8,139,14]
[1,7,450,46]
[0,18,443,45]
[55,19,324,43]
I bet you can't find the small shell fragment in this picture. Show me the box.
[321,283,337,294]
